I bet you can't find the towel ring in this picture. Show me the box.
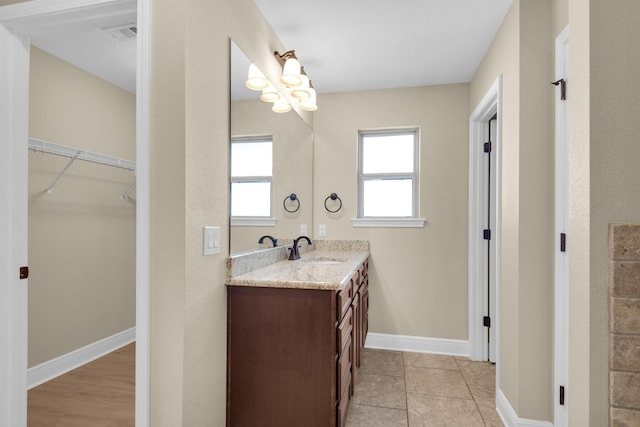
[324,193,342,213]
[283,193,300,213]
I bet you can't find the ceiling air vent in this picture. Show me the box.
[103,23,137,40]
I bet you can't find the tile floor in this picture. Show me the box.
[345,349,504,427]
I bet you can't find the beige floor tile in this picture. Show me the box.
[467,382,496,400]
[404,352,459,370]
[455,355,473,361]
[405,366,472,400]
[474,397,501,422]
[360,349,405,377]
[345,403,408,427]
[484,420,505,427]
[352,373,407,409]
[456,360,496,387]
[407,393,485,427]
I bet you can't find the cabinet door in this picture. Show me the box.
[351,291,361,394]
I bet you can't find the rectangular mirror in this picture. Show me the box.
[230,40,314,255]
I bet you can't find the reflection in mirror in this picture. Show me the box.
[230,40,314,255]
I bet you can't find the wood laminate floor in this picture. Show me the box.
[27,344,501,426]
[28,343,135,427]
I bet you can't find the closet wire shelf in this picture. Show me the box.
[28,138,136,198]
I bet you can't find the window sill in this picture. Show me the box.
[351,218,426,228]
[231,217,277,227]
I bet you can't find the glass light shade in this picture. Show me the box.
[246,63,268,90]
[291,74,311,99]
[280,58,302,87]
[272,98,291,113]
[299,87,318,111]
[260,82,280,102]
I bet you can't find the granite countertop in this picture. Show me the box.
[226,249,369,291]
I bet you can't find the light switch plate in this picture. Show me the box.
[319,224,326,237]
[300,224,307,236]
[203,226,220,255]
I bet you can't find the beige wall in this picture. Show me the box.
[568,1,640,425]
[313,84,470,340]
[230,98,313,254]
[27,47,136,366]
[149,0,300,424]
[470,0,554,421]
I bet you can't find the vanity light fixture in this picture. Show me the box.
[299,86,318,111]
[276,50,302,87]
[291,72,311,99]
[246,63,268,90]
[275,50,318,112]
[260,82,281,102]
[243,50,318,113]
[272,98,292,113]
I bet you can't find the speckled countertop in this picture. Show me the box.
[226,249,369,291]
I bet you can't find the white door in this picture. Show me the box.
[554,26,569,427]
[469,76,501,364]
[481,115,498,363]
[486,115,498,363]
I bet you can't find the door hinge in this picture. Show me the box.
[559,385,565,405]
[483,229,491,240]
[560,233,567,252]
[551,79,566,100]
[483,316,491,327]
[19,266,29,280]
[483,142,492,153]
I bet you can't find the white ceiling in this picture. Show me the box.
[30,0,513,98]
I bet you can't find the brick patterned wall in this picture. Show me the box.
[609,224,640,426]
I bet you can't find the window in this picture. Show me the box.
[230,136,272,219]
[355,128,424,227]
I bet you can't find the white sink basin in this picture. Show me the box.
[300,257,345,265]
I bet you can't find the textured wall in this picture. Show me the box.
[470,0,555,421]
[28,47,136,367]
[313,83,470,341]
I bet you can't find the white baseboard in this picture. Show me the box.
[27,327,136,390]
[364,332,470,357]
[497,389,554,427]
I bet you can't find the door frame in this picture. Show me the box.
[0,21,29,427]
[468,76,502,366]
[554,25,569,427]
[0,0,151,425]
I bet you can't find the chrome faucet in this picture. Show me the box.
[288,235,312,260]
[258,235,277,248]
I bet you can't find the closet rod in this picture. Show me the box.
[28,138,136,171]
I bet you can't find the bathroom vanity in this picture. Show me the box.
[226,246,369,427]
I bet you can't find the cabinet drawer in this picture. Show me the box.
[336,279,353,321]
[336,373,351,427]
[337,341,352,400]
[338,307,353,354]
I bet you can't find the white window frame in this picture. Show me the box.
[352,128,425,228]
[230,136,275,226]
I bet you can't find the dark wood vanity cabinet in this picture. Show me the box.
[226,258,369,427]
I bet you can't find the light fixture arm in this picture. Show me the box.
[274,50,298,67]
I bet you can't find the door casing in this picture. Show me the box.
[468,76,502,370]
[0,0,150,425]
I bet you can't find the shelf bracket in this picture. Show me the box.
[46,150,82,195]
[120,179,137,200]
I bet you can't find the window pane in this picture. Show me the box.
[362,133,414,174]
[231,182,271,216]
[231,141,272,177]
[363,179,413,217]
